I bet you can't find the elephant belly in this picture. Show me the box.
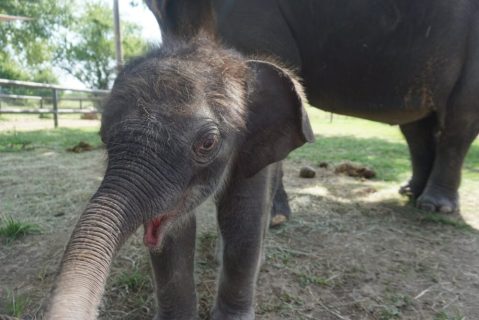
[278,0,472,125]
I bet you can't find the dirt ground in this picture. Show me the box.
[0,108,479,320]
[1,147,478,319]
[0,116,100,132]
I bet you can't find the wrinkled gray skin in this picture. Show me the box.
[152,0,479,215]
[44,35,313,320]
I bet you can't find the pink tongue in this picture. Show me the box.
[144,217,163,247]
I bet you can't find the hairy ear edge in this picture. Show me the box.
[237,60,315,178]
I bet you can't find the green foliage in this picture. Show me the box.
[58,1,148,89]
[1,0,147,90]
[0,216,40,240]
[0,0,72,83]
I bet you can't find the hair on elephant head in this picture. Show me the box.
[45,31,313,319]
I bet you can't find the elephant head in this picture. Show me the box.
[45,35,313,319]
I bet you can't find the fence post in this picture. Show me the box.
[52,89,58,128]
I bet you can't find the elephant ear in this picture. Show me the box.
[239,60,315,178]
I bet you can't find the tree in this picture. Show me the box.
[59,1,148,89]
[0,0,73,83]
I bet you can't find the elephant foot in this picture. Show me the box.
[270,213,288,228]
[399,179,425,199]
[270,196,291,228]
[416,185,459,213]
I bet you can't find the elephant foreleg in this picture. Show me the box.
[149,214,198,320]
[213,169,271,320]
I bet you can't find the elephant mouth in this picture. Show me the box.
[143,214,175,250]
[143,193,191,250]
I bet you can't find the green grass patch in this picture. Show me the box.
[0,127,102,152]
[290,108,479,182]
[290,134,410,181]
[0,217,40,240]
[434,311,465,320]
[295,271,330,287]
[114,269,149,293]
[4,290,30,317]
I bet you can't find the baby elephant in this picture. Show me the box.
[45,34,313,320]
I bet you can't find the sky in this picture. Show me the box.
[60,1,161,89]
[125,1,161,42]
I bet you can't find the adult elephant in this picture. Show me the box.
[149,0,479,217]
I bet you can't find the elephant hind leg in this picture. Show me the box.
[400,114,438,199]
[270,177,292,227]
[270,162,292,227]
[416,98,479,213]
[416,113,479,213]
[416,16,479,213]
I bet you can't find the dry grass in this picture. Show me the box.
[0,115,478,319]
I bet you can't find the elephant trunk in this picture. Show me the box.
[45,194,137,319]
[46,159,169,320]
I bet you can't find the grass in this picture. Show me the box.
[1,108,477,182]
[376,293,413,320]
[419,213,475,232]
[290,134,410,181]
[290,108,479,182]
[114,269,150,293]
[0,216,40,240]
[4,290,30,317]
[0,108,478,319]
[0,127,102,152]
[294,270,330,287]
[434,311,465,320]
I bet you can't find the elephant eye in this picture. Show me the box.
[193,129,221,163]
[201,135,218,151]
